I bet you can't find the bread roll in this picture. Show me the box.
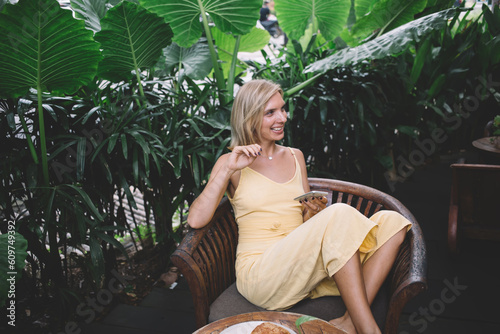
[251,322,289,334]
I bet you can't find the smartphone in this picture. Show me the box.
[293,191,328,201]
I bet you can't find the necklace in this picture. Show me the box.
[260,151,274,160]
[260,145,276,160]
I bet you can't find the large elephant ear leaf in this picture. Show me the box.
[94,1,173,82]
[70,0,109,32]
[275,0,351,42]
[355,0,379,20]
[164,40,212,80]
[0,0,101,98]
[351,0,428,39]
[305,8,456,74]
[139,0,262,48]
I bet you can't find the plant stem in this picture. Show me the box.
[18,110,39,164]
[227,35,241,99]
[198,0,227,105]
[284,72,323,98]
[37,25,49,186]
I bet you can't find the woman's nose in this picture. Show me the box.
[278,110,287,122]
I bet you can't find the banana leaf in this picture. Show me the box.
[140,0,262,48]
[94,1,173,82]
[351,0,428,39]
[305,8,456,73]
[275,0,351,42]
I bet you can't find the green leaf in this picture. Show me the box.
[427,73,446,99]
[94,1,173,82]
[351,0,428,39]
[212,26,270,77]
[355,0,379,20]
[140,0,262,48]
[164,40,212,80]
[107,133,119,154]
[0,232,28,307]
[410,37,432,84]
[0,0,101,98]
[89,234,105,284]
[76,136,87,181]
[275,0,351,41]
[397,125,419,138]
[305,8,456,73]
[295,315,319,334]
[70,0,109,32]
[60,184,104,221]
[95,231,129,260]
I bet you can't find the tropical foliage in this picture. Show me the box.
[1,0,499,330]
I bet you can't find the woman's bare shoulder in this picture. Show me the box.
[289,147,305,159]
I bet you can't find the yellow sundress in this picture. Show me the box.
[228,147,412,311]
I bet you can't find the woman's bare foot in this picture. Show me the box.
[329,314,356,334]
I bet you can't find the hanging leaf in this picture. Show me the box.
[305,8,456,73]
[94,1,173,82]
[70,0,109,32]
[351,0,428,39]
[89,234,105,285]
[0,0,101,98]
[139,0,262,48]
[163,40,212,80]
[275,0,351,42]
[410,38,432,85]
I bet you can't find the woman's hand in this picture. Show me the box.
[225,144,262,173]
[301,196,328,222]
[187,144,261,229]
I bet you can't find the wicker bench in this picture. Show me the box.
[171,178,427,333]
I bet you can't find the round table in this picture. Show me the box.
[472,136,500,154]
[472,136,500,163]
[192,311,344,334]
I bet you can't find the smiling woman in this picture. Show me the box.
[186,79,412,334]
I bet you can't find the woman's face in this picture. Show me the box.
[259,92,287,143]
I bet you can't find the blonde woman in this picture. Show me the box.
[187,79,411,334]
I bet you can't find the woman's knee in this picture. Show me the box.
[327,202,362,216]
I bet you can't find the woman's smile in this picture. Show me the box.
[261,92,287,141]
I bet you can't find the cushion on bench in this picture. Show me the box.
[209,282,388,329]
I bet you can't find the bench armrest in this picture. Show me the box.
[170,198,238,329]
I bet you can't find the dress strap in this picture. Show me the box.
[287,147,295,156]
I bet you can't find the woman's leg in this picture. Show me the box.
[362,228,406,303]
[330,228,406,333]
[330,251,381,334]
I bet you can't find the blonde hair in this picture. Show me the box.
[229,80,283,148]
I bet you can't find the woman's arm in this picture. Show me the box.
[293,148,327,222]
[187,145,262,229]
[186,154,233,229]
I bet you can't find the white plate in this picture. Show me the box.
[219,320,294,334]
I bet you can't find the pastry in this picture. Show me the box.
[251,322,289,334]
